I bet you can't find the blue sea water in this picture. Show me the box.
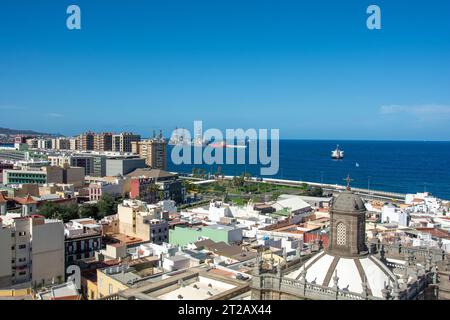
[2,141,449,199]
[167,140,450,200]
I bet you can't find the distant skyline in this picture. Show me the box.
[1,0,450,140]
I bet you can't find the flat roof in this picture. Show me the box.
[157,275,236,300]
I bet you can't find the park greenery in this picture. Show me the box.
[38,194,122,222]
[183,171,323,207]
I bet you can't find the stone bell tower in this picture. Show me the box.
[326,175,368,257]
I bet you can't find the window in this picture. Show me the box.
[336,223,347,246]
[18,244,26,249]
[108,283,113,295]
[18,231,26,236]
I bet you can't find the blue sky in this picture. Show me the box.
[1,0,450,140]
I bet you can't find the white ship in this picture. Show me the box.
[169,127,191,146]
[331,144,344,159]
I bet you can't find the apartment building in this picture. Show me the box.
[69,137,79,151]
[52,138,71,150]
[70,155,94,176]
[117,199,169,244]
[131,137,167,170]
[94,133,113,152]
[129,177,157,203]
[64,218,102,266]
[78,132,95,151]
[0,210,64,289]
[49,154,94,176]
[26,138,39,149]
[48,155,71,167]
[89,180,124,201]
[127,168,186,204]
[112,132,140,153]
[40,139,53,149]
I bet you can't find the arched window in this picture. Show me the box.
[336,222,347,246]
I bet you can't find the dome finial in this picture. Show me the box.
[344,174,353,191]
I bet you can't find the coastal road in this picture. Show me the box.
[260,177,406,203]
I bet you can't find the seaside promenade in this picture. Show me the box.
[262,177,407,203]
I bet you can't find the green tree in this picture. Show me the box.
[38,202,59,219]
[271,191,281,201]
[97,194,118,217]
[55,203,80,222]
[40,202,80,223]
[213,183,226,193]
[305,186,323,197]
[157,190,165,201]
[232,175,245,188]
[183,180,198,193]
[214,166,222,179]
[79,203,100,220]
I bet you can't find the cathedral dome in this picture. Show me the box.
[331,191,366,214]
[285,252,397,298]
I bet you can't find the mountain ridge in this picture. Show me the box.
[0,127,62,137]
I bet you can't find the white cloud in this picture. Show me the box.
[380,104,450,116]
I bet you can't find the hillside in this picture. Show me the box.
[0,127,60,136]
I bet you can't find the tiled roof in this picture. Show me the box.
[14,194,38,205]
[0,192,7,203]
[416,227,450,239]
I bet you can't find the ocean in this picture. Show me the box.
[167,140,450,200]
[2,141,449,199]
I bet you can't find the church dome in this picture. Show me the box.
[331,191,366,214]
[284,252,397,298]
